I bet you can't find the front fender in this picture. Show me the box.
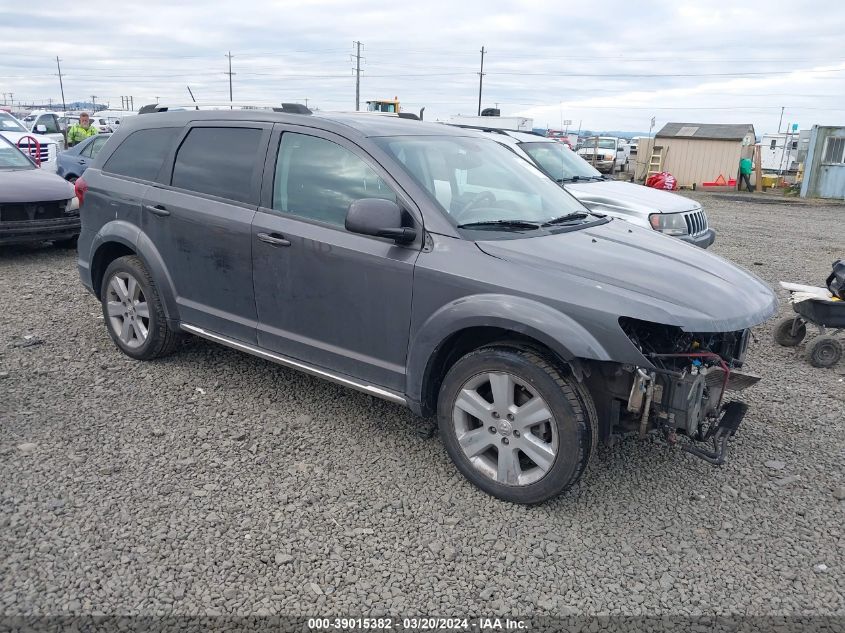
[405,293,612,408]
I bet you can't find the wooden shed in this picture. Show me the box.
[635,123,756,188]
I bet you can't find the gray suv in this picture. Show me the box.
[77,110,776,504]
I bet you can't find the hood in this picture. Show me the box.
[476,219,776,332]
[0,131,57,146]
[565,180,699,214]
[0,169,75,203]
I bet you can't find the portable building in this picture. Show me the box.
[800,125,845,199]
[635,123,756,188]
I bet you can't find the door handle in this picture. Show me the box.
[144,204,170,217]
[257,232,291,247]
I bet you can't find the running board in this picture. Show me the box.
[180,323,407,406]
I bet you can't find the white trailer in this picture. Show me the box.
[447,115,534,132]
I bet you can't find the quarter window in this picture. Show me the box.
[171,127,263,204]
[103,127,178,182]
[273,133,395,226]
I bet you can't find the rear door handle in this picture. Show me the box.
[144,204,170,217]
[257,232,291,247]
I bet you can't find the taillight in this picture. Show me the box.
[74,177,88,205]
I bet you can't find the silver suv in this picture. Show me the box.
[77,109,774,503]
[460,127,715,248]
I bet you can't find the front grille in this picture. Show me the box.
[16,142,50,164]
[683,209,708,236]
[0,201,66,222]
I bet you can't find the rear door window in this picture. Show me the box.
[103,127,178,182]
[171,127,263,204]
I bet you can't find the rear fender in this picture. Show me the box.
[89,221,179,323]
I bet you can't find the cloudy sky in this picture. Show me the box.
[1,0,842,134]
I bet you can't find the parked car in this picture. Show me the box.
[57,133,111,182]
[77,110,775,504]
[0,134,79,246]
[22,110,67,149]
[0,111,60,172]
[577,136,626,173]
[467,128,715,248]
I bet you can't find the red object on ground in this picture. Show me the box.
[702,174,737,187]
[646,172,678,190]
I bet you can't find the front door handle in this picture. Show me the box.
[144,204,170,217]
[257,232,291,247]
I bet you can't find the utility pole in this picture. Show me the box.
[225,51,235,104]
[477,45,486,116]
[56,57,66,112]
[353,41,362,111]
[777,106,784,133]
[91,95,97,112]
[155,96,159,104]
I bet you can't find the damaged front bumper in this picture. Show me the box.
[593,318,767,466]
[626,362,760,465]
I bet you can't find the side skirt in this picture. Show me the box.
[180,323,408,407]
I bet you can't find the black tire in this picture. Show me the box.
[100,255,178,360]
[437,346,593,504]
[807,336,842,368]
[53,236,78,249]
[773,316,806,347]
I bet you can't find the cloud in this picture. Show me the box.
[0,0,842,133]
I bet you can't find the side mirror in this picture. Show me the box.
[35,124,47,133]
[345,198,416,243]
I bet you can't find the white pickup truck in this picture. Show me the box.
[0,111,60,171]
[577,136,626,174]
[22,111,67,149]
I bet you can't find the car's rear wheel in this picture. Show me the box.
[437,346,593,504]
[100,255,178,360]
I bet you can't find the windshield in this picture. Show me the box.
[376,135,593,234]
[521,141,602,181]
[585,138,617,150]
[0,112,28,133]
[0,135,34,169]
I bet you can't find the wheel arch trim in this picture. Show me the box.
[406,293,611,412]
[88,221,179,322]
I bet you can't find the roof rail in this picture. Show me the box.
[445,123,516,135]
[138,102,312,115]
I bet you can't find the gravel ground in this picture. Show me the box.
[1,192,843,619]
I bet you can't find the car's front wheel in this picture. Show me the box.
[100,255,178,360]
[437,346,594,504]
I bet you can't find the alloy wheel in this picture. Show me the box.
[106,272,149,349]
[452,371,558,486]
